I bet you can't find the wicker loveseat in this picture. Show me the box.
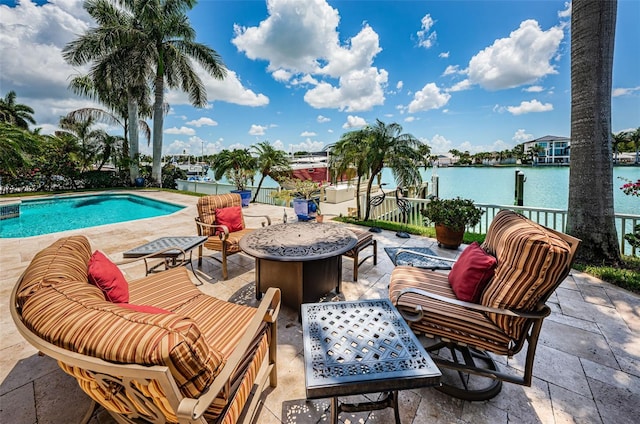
[10,235,281,424]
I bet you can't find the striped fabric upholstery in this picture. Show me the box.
[21,279,225,398]
[480,210,571,339]
[389,266,514,354]
[16,235,91,308]
[203,228,254,254]
[197,193,245,236]
[344,229,373,257]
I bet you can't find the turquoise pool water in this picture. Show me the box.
[0,193,185,238]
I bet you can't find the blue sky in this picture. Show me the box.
[1,0,638,157]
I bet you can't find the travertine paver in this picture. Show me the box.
[1,190,638,424]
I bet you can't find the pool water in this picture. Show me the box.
[0,193,185,238]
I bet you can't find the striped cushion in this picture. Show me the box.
[21,280,225,399]
[203,228,254,254]
[197,194,245,237]
[128,267,204,311]
[17,235,92,308]
[344,229,373,257]
[480,210,571,339]
[389,266,514,354]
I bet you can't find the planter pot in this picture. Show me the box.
[231,189,252,207]
[134,177,145,187]
[316,214,324,223]
[435,224,464,249]
[293,198,319,221]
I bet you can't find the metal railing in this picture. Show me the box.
[364,194,638,256]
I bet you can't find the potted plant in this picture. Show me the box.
[272,178,325,221]
[212,149,257,207]
[421,197,483,249]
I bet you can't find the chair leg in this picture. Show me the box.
[352,251,359,281]
[373,239,377,264]
[198,245,203,266]
[222,249,228,280]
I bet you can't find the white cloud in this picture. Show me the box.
[423,134,453,155]
[249,124,267,136]
[164,126,196,135]
[317,115,331,123]
[416,14,437,49]
[513,129,533,143]
[342,115,367,129]
[507,99,554,115]
[524,85,545,93]
[442,65,460,76]
[439,51,449,59]
[288,139,325,153]
[396,81,404,90]
[272,69,291,82]
[448,79,472,92]
[612,86,640,97]
[407,83,451,113]
[404,116,416,123]
[232,0,387,112]
[186,117,218,127]
[467,20,564,90]
[558,2,572,19]
[300,131,317,137]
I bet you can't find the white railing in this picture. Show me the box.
[176,180,284,205]
[363,194,638,257]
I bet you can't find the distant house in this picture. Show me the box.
[522,135,571,165]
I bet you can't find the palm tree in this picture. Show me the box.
[64,0,227,186]
[0,91,36,129]
[567,0,620,265]
[251,141,291,202]
[329,129,371,218]
[58,114,105,172]
[362,120,423,221]
[212,149,257,191]
[0,123,40,177]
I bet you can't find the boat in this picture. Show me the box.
[289,152,330,183]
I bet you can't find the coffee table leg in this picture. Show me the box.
[330,397,339,424]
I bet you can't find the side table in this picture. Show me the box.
[123,236,208,285]
[301,299,441,423]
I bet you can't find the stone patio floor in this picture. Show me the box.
[1,190,638,424]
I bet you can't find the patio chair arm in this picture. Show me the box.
[394,249,456,267]
[195,218,231,241]
[243,213,272,227]
[394,287,550,322]
[115,247,188,268]
[178,287,281,421]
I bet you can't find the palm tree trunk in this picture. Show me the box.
[152,72,164,186]
[567,0,620,265]
[252,174,267,202]
[127,95,139,185]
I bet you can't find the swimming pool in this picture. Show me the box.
[0,193,185,238]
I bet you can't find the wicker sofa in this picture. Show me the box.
[10,235,281,424]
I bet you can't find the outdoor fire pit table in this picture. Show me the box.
[302,299,442,424]
[239,222,357,314]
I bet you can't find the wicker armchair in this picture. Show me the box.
[389,210,580,400]
[195,193,271,280]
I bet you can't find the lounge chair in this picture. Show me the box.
[389,210,580,400]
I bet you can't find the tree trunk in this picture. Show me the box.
[567,0,621,265]
[127,95,139,185]
[152,71,164,186]
[252,174,266,202]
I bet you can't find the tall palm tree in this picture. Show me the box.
[58,114,105,172]
[362,120,423,221]
[567,0,620,265]
[0,123,40,177]
[122,0,227,185]
[64,0,227,186]
[251,141,291,202]
[0,91,36,129]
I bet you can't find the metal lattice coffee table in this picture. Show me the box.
[123,236,208,284]
[302,299,441,424]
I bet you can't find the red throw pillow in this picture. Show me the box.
[118,303,172,314]
[215,206,244,233]
[448,242,497,302]
[88,250,129,303]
